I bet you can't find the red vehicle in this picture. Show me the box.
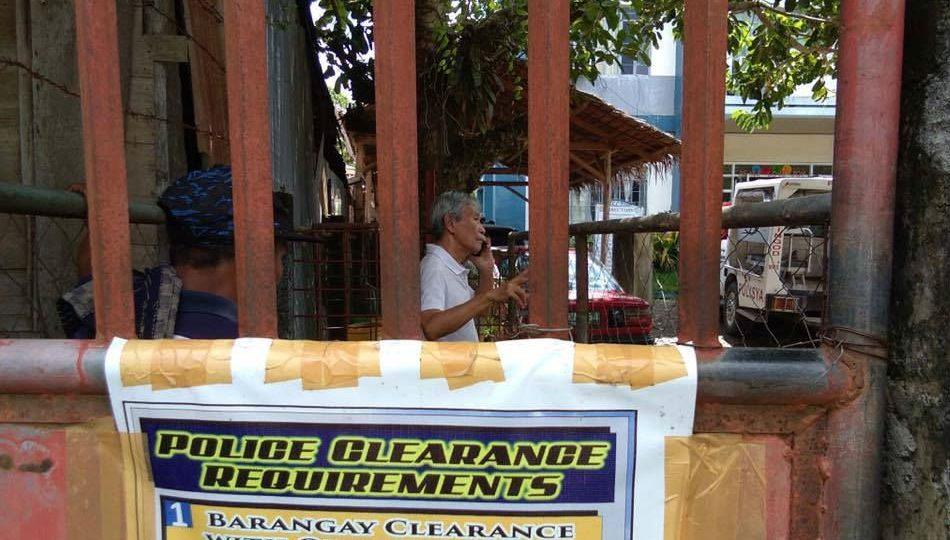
[567,251,653,344]
[489,229,653,343]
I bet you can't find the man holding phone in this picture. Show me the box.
[420,191,529,341]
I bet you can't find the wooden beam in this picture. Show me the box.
[570,100,591,117]
[571,115,613,141]
[569,140,617,152]
[145,34,190,63]
[600,151,613,264]
[183,0,229,164]
[569,151,607,181]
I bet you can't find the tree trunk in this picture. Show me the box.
[882,2,950,538]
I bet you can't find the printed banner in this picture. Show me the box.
[105,339,696,540]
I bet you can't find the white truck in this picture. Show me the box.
[720,177,832,335]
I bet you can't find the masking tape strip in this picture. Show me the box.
[301,344,356,389]
[266,340,382,389]
[266,340,325,383]
[150,340,233,390]
[65,417,126,540]
[118,339,152,387]
[120,340,234,389]
[664,435,768,540]
[420,342,504,390]
[573,343,687,389]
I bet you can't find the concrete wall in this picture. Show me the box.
[577,75,676,119]
[724,133,835,165]
[3,0,173,337]
[0,1,28,335]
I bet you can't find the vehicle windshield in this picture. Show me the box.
[568,253,624,293]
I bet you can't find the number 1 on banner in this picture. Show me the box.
[164,500,193,528]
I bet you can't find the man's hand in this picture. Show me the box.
[66,183,87,197]
[469,237,495,274]
[486,270,529,308]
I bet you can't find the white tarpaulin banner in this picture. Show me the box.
[105,338,696,540]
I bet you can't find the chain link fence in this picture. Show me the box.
[496,221,827,348]
[719,223,827,347]
[0,213,162,338]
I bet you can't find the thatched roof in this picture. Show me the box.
[342,87,680,189]
[565,91,680,186]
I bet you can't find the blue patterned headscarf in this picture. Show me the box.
[158,166,294,247]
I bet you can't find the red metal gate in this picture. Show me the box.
[0,0,905,538]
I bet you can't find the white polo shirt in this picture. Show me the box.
[420,243,479,342]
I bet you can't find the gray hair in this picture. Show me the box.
[430,191,480,238]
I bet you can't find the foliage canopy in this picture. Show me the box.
[311,0,838,184]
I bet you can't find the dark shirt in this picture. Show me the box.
[58,266,239,339]
[174,290,238,338]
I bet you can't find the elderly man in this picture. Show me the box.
[420,191,528,341]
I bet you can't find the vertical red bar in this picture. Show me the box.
[826,0,905,338]
[678,0,727,348]
[374,0,422,339]
[224,0,278,337]
[74,0,135,339]
[821,0,904,537]
[528,0,569,333]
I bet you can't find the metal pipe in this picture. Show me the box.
[374,0,422,339]
[527,0,570,335]
[696,346,852,406]
[827,0,904,344]
[74,0,136,339]
[0,340,107,394]
[822,352,888,539]
[0,340,852,406]
[0,182,167,224]
[820,0,905,537]
[574,235,589,343]
[678,0,728,348]
[509,193,831,241]
[224,0,278,338]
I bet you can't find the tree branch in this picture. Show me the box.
[730,0,836,25]
[749,7,837,56]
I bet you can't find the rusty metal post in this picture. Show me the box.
[527,0,569,333]
[574,235,590,343]
[821,0,905,537]
[827,0,904,343]
[74,0,135,339]
[374,0,422,339]
[224,0,278,337]
[678,0,727,348]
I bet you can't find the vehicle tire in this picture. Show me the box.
[722,281,742,336]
